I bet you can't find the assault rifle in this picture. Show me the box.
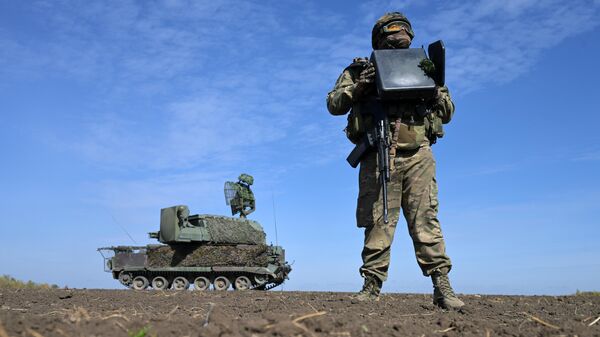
[347,98,391,224]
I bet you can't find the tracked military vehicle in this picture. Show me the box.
[98,205,290,291]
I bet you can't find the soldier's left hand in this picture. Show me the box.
[434,85,449,98]
[429,85,445,104]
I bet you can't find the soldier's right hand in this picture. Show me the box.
[359,63,376,83]
[353,63,376,99]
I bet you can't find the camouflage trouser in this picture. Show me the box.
[356,144,452,282]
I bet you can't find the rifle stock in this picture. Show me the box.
[346,135,374,168]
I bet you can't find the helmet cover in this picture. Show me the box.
[238,173,254,185]
[371,12,414,49]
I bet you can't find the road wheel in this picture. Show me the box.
[213,276,230,291]
[118,272,133,288]
[132,276,149,290]
[172,276,190,290]
[234,276,252,291]
[151,276,169,290]
[193,276,210,291]
[254,274,268,286]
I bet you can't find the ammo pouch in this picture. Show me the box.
[389,103,426,151]
[345,106,372,144]
[425,112,445,144]
[394,121,424,150]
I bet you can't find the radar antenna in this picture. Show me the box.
[224,181,237,206]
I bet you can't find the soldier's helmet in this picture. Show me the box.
[371,12,414,49]
[238,173,254,185]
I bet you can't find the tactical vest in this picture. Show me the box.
[345,99,445,150]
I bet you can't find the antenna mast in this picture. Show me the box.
[271,193,279,246]
[109,212,138,245]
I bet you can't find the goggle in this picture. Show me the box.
[381,21,411,34]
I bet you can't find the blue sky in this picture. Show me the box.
[1,0,599,295]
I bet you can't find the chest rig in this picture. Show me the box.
[345,98,443,151]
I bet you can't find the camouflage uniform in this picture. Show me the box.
[326,12,457,292]
[230,174,256,218]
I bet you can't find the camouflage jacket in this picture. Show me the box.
[326,57,455,149]
[231,183,256,216]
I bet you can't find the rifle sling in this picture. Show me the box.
[388,118,402,170]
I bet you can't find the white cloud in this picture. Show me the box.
[417,0,600,92]
[70,90,286,171]
[86,170,230,210]
[459,163,518,177]
[4,0,599,206]
[356,0,600,93]
[572,149,600,162]
[11,1,329,172]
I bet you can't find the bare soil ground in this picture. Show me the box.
[1,288,599,337]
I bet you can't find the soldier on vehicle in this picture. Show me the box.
[326,12,464,309]
[228,174,256,218]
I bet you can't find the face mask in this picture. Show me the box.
[378,32,412,49]
[380,37,411,49]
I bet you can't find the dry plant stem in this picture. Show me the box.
[101,314,130,322]
[26,327,45,337]
[203,303,215,327]
[155,291,179,298]
[589,316,600,327]
[293,321,316,337]
[399,313,435,317]
[38,311,65,317]
[0,321,9,337]
[55,328,70,337]
[279,298,289,310]
[521,312,560,330]
[292,311,327,324]
[264,311,327,330]
[434,327,456,333]
[167,305,179,317]
[114,321,128,332]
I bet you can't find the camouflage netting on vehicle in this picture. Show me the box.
[146,244,271,267]
[202,215,266,245]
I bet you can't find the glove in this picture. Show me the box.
[432,85,449,103]
[359,63,375,82]
[353,63,376,100]
[418,58,436,77]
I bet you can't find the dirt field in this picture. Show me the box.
[1,288,599,337]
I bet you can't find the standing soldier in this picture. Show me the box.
[226,174,256,218]
[326,12,464,309]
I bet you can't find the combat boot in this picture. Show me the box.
[351,275,382,303]
[431,272,464,310]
